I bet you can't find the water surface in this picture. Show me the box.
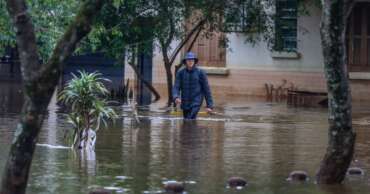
[1,96,370,194]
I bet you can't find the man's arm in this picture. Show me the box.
[172,70,182,102]
[200,70,214,109]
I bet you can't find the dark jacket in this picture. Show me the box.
[173,66,214,110]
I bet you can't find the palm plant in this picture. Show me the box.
[59,71,117,149]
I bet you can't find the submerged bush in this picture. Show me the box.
[59,71,117,149]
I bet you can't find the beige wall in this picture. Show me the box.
[226,1,324,72]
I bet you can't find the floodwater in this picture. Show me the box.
[1,87,370,194]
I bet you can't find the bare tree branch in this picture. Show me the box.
[168,19,206,66]
[187,24,203,52]
[345,0,355,21]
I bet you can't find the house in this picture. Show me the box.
[123,0,370,102]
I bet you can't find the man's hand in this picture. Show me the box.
[175,98,182,105]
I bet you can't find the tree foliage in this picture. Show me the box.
[78,0,276,55]
[0,0,14,53]
[0,0,79,60]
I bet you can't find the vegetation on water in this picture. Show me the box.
[59,71,117,149]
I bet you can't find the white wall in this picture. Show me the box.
[226,2,324,72]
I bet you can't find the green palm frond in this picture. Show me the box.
[59,71,117,147]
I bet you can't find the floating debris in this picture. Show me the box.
[347,167,365,175]
[287,171,309,182]
[163,180,185,193]
[227,177,247,188]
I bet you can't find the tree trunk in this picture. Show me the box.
[164,62,173,107]
[160,45,174,107]
[316,0,356,184]
[1,1,106,193]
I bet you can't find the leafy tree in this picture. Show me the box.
[0,0,107,193]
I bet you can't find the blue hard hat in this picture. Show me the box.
[183,52,198,63]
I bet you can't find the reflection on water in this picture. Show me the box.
[0,93,370,194]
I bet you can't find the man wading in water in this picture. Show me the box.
[173,52,214,119]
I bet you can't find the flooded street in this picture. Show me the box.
[1,93,370,194]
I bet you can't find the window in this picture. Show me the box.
[275,0,298,52]
[224,1,264,33]
[224,2,249,32]
[347,2,370,72]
